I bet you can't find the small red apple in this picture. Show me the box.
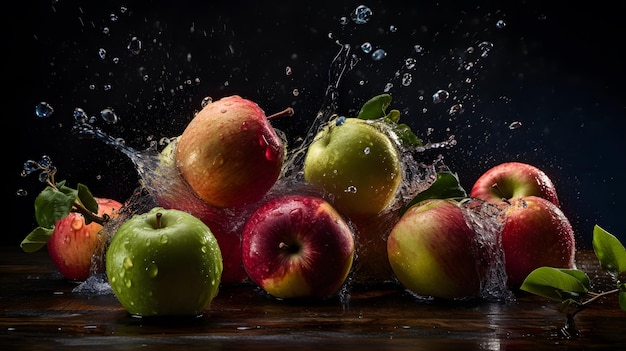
[499,196,576,288]
[47,197,124,281]
[241,195,355,299]
[470,162,560,207]
[387,199,490,299]
[175,95,288,209]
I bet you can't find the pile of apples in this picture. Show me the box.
[34,94,576,317]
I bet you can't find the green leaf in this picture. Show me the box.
[77,183,98,224]
[357,94,393,120]
[520,267,590,302]
[34,186,77,228]
[619,283,626,311]
[20,227,54,253]
[390,123,423,148]
[592,225,626,275]
[384,109,401,123]
[401,171,467,215]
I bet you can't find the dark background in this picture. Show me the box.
[6,0,626,248]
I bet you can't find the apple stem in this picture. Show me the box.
[267,107,294,120]
[491,183,510,204]
[72,201,109,226]
[155,212,163,229]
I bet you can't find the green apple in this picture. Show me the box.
[106,207,223,317]
[303,116,403,217]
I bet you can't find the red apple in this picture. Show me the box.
[499,196,576,288]
[175,95,288,209]
[241,195,355,299]
[47,197,124,281]
[387,199,490,299]
[470,162,560,207]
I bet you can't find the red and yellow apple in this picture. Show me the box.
[175,95,286,209]
[241,194,355,299]
[470,162,560,207]
[499,196,576,288]
[47,197,123,281]
[387,199,489,299]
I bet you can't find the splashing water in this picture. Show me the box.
[68,4,513,300]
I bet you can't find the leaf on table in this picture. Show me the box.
[592,225,626,275]
[520,267,590,301]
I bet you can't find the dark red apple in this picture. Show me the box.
[241,195,355,299]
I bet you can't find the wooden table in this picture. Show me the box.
[1,247,624,350]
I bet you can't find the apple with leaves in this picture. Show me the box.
[106,207,223,317]
[241,194,355,299]
[175,95,291,209]
[470,162,560,207]
[499,196,576,288]
[46,197,123,281]
[19,158,124,282]
[387,198,489,299]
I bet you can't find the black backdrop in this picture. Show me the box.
[6,0,626,247]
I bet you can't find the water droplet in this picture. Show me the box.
[16,189,27,196]
[404,58,416,69]
[160,234,169,244]
[389,25,397,33]
[478,41,494,57]
[292,88,300,96]
[371,48,387,61]
[360,42,372,54]
[508,121,522,130]
[285,66,292,76]
[401,72,413,86]
[339,16,349,25]
[496,20,507,29]
[432,89,449,103]
[98,48,107,59]
[448,104,464,116]
[335,116,346,126]
[73,108,88,123]
[100,108,118,124]
[289,208,303,222]
[345,185,357,193]
[124,278,132,288]
[127,37,142,55]
[123,257,133,269]
[201,96,213,107]
[35,102,54,118]
[351,5,373,24]
[414,44,424,54]
[363,147,371,155]
[147,261,158,278]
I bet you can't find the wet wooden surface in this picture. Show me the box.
[1,246,625,350]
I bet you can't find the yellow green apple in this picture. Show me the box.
[302,116,402,217]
